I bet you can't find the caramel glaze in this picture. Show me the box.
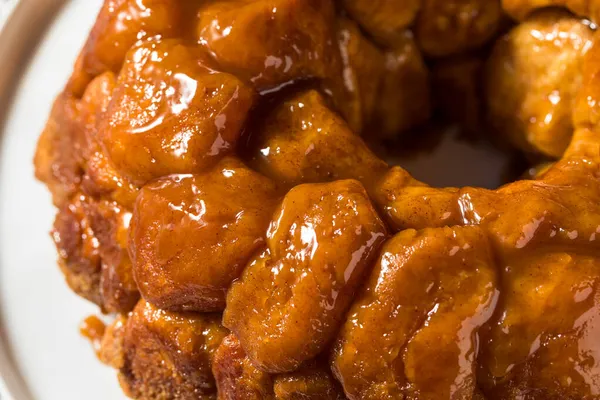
[80,315,106,358]
[32,0,600,399]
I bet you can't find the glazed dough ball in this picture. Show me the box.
[114,301,228,398]
[415,0,503,57]
[212,335,345,399]
[502,0,600,22]
[100,40,255,185]
[224,180,387,373]
[130,157,279,312]
[341,0,421,46]
[68,0,182,96]
[485,10,594,157]
[332,226,498,399]
[196,0,338,91]
[334,20,430,137]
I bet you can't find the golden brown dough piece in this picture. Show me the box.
[373,166,462,231]
[108,301,228,400]
[273,367,346,400]
[196,0,338,91]
[224,180,387,373]
[486,9,594,157]
[573,31,600,130]
[332,226,498,400]
[52,193,138,313]
[333,19,430,137]
[78,72,140,208]
[213,335,345,400]
[83,147,139,209]
[86,200,139,313]
[468,168,600,252]
[35,71,139,209]
[212,335,273,400]
[52,193,102,306]
[76,72,115,165]
[478,251,600,399]
[335,18,386,134]
[98,315,127,369]
[502,0,600,21]
[373,31,431,138]
[34,94,82,207]
[340,0,420,47]
[100,39,255,185]
[130,157,279,312]
[415,0,503,57]
[68,0,184,96]
[249,90,389,191]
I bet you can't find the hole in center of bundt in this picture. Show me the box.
[375,126,524,189]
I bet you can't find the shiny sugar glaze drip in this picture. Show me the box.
[33,0,600,399]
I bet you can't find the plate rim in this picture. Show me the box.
[0,1,67,399]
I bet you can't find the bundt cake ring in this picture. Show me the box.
[33,0,600,399]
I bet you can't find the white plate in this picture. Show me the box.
[0,2,511,399]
